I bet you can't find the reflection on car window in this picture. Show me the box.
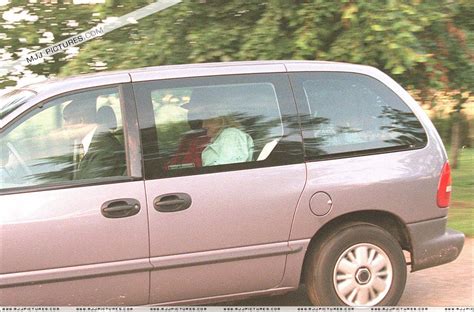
[297,73,427,158]
[0,89,37,119]
[0,87,127,190]
[140,81,284,177]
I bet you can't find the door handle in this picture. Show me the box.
[154,193,192,213]
[101,198,140,218]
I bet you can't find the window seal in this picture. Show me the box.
[304,143,427,163]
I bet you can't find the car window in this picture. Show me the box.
[134,74,303,179]
[0,87,127,190]
[0,89,37,119]
[292,72,427,159]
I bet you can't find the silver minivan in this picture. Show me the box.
[0,61,465,306]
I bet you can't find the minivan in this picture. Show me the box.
[0,61,465,306]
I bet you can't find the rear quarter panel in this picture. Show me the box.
[286,63,449,241]
[290,144,447,241]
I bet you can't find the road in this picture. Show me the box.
[228,238,473,306]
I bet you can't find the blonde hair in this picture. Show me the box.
[219,115,242,129]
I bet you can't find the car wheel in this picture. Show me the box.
[304,222,407,306]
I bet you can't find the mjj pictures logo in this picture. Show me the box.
[0,0,181,75]
[25,27,105,64]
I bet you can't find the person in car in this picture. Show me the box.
[165,98,211,170]
[63,100,125,180]
[201,112,254,167]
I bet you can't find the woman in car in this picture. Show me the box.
[201,111,254,166]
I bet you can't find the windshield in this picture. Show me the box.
[0,89,37,119]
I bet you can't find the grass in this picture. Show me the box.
[447,147,474,237]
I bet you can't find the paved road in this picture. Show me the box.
[229,238,473,306]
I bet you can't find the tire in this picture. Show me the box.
[304,222,407,306]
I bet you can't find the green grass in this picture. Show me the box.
[447,147,474,237]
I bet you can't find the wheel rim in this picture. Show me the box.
[333,243,393,306]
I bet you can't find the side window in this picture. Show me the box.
[0,87,127,190]
[134,74,303,179]
[291,72,427,159]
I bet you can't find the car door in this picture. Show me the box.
[0,84,150,306]
[132,69,306,304]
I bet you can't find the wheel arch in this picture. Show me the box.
[300,210,412,284]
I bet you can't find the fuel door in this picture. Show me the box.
[309,191,333,216]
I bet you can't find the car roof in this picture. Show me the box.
[1,60,377,127]
[24,60,371,86]
[31,60,376,91]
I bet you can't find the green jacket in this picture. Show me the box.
[75,131,125,180]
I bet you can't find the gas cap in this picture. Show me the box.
[309,192,333,216]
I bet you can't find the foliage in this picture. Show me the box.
[432,114,472,147]
[60,1,267,74]
[1,1,472,93]
[0,0,102,87]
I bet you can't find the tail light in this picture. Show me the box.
[437,161,452,208]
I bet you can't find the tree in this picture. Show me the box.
[1,1,472,167]
[416,0,473,168]
[0,0,103,88]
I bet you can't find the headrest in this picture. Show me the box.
[96,106,117,131]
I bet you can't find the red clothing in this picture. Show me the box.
[167,131,211,169]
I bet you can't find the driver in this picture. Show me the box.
[63,100,125,180]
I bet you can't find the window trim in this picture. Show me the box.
[289,71,428,162]
[303,144,425,162]
[0,176,141,196]
[0,83,142,194]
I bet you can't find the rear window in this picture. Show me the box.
[291,72,427,159]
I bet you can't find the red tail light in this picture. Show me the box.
[437,161,452,208]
